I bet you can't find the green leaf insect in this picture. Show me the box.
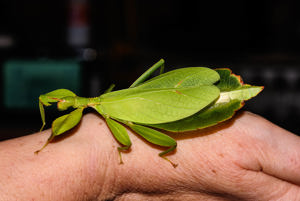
[36,59,263,167]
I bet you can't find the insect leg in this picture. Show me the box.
[129,59,165,88]
[39,99,47,132]
[129,123,178,167]
[38,89,77,132]
[34,134,55,154]
[103,84,116,94]
[93,106,131,163]
[35,107,84,154]
[105,118,132,164]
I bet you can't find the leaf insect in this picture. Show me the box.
[36,59,263,167]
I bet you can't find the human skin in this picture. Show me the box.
[0,111,300,201]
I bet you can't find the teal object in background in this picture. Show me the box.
[3,59,81,109]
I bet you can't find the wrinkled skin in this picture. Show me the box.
[1,111,300,201]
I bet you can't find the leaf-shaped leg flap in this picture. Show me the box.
[52,107,84,135]
[44,88,77,99]
[105,118,132,164]
[129,124,177,167]
[35,108,84,154]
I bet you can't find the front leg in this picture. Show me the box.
[38,89,77,131]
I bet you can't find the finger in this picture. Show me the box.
[225,166,300,200]
[233,112,300,186]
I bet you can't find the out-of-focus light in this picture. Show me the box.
[0,35,14,48]
[285,68,299,88]
[83,48,97,61]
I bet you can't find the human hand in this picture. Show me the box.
[2,112,300,201]
[93,111,300,200]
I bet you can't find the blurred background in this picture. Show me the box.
[1,0,300,140]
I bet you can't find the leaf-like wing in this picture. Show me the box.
[135,67,220,89]
[101,67,220,100]
[149,100,242,132]
[150,69,263,132]
[98,85,220,124]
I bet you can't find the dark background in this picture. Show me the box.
[1,0,300,140]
